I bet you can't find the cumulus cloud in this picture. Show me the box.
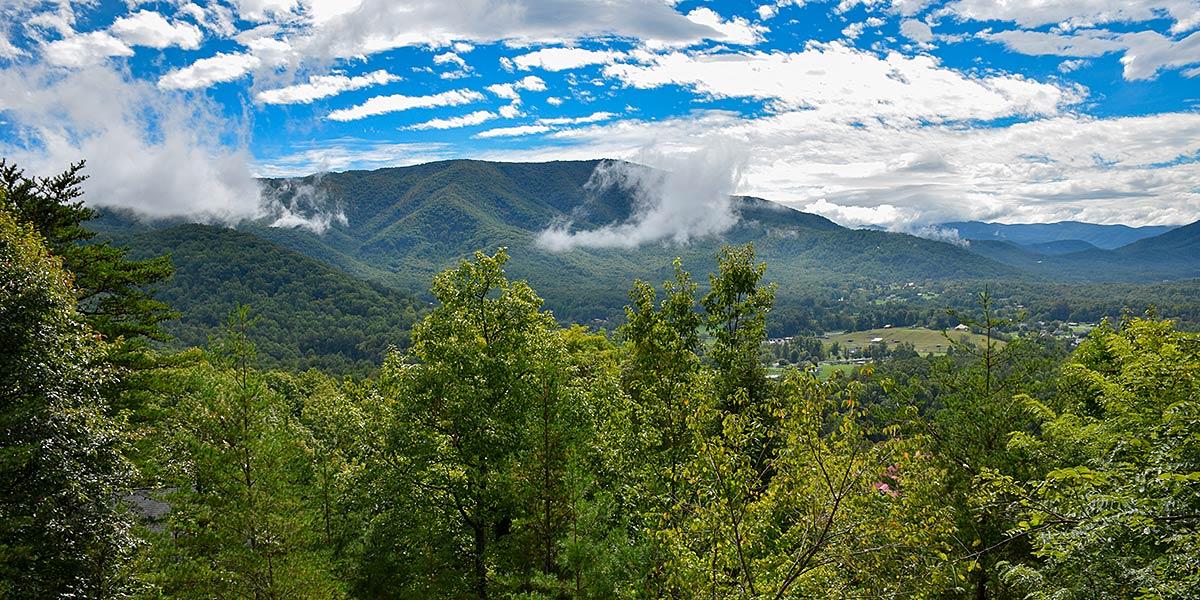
[299,0,731,59]
[682,8,766,46]
[981,28,1200,80]
[159,51,261,90]
[900,19,934,44]
[44,32,133,67]
[326,88,485,121]
[0,65,261,222]
[512,47,627,71]
[255,69,399,104]
[485,76,547,99]
[603,44,1079,123]
[537,143,747,251]
[404,110,498,130]
[110,10,203,49]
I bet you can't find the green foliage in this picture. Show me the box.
[660,371,955,598]
[120,224,421,375]
[994,318,1200,599]
[143,308,343,598]
[0,160,176,346]
[0,205,138,599]
[703,243,776,409]
[5,162,1199,600]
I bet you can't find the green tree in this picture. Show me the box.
[703,243,776,410]
[0,205,138,598]
[147,307,340,599]
[899,292,1057,599]
[659,370,954,598]
[378,249,566,598]
[994,317,1200,599]
[0,160,175,346]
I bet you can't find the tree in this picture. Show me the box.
[993,317,1200,599]
[0,160,175,347]
[703,243,776,410]
[379,249,568,598]
[658,370,954,598]
[147,307,340,599]
[0,204,138,598]
[909,291,1058,599]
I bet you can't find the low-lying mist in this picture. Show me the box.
[537,143,747,251]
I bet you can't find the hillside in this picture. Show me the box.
[943,220,1175,249]
[250,159,1017,325]
[117,224,421,374]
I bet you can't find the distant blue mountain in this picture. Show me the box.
[941,221,1176,249]
[962,219,1200,281]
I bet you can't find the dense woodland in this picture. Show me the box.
[3,163,1199,599]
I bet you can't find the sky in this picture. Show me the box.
[0,0,1198,234]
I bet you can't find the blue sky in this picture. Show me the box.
[0,0,1198,231]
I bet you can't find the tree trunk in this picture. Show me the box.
[473,523,488,599]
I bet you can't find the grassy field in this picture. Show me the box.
[817,362,856,378]
[825,326,1001,355]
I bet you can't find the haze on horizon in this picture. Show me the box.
[1,0,1198,234]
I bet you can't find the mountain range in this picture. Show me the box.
[939,220,1176,249]
[92,159,1199,365]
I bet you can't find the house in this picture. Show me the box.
[954,324,970,331]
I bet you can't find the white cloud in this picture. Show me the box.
[177,3,237,37]
[485,75,547,99]
[255,69,399,104]
[44,31,133,67]
[473,111,617,139]
[982,28,1200,80]
[231,0,299,23]
[538,111,617,125]
[512,47,627,71]
[603,45,1079,123]
[110,10,203,49]
[0,65,262,222]
[943,0,1200,34]
[405,109,498,130]
[326,88,485,121]
[900,19,934,44]
[434,51,467,67]
[300,0,732,59]
[684,8,766,46]
[843,18,886,40]
[475,124,554,138]
[546,96,564,105]
[537,144,747,250]
[1059,58,1089,72]
[158,51,261,90]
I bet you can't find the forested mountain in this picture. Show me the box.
[942,220,1176,249]
[244,160,1017,322]
[86,159,1200,361]
[116,224,421,374]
